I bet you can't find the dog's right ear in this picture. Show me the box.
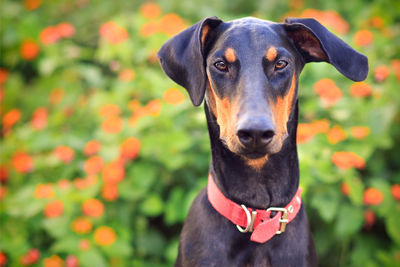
[158,17,223,106]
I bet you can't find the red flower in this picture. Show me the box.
[0,251,6,266]
[83,140,101,156]
[139,2,162,19]
[374,65,390,82]
[0,165,9,182]
[118,68,136,82]
[66,255,79,267]
[44,200,64,218]
[31,107,48,130]
[364,209,375,230]
[12,151,34,174]
[102,161,125,184]
[354,29,373,47]
[3,109,21,129]
[327,125,347,144]
[391,184,400,201]
[54,145,75,164]
[341,182,350,196]
[20,39,40,60]
[163,88,186,105]
[0,68,9,84]
[40,26,60,45]
[99,21,128,44]
[101,116,124,134]
[351,126,370,139]
[24,0,42,10]
[120,137,141,160]
[34,183,55,199]
[71,217,93,234]
[314,78,342,106]
[363,187,384,205]
[331,151,365,170]
[57,22,75,38]
[20,248,40,265]
[84,156,104,175]
[102,183,119,202]
[99,104,121,117]
[94,226,117,246]
[82,198,104,218]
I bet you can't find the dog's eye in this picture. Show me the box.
[275,60,288,70]
[214,61,228,72]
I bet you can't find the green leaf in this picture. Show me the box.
[310,187,341,222]
[42,217,70,238]
[78,248,108,267]
[385,209,400,244]
[140,194,164,217]
[51,236,79,253]
[334,204,363,237]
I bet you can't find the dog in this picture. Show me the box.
[158,16,368,267]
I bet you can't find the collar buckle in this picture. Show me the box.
[266,207,289,234]
[236,204,257,233]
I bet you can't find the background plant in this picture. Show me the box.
[0,0,399,266]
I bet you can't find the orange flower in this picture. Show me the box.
[350,82,372,97]
[65,255,79,267]
[101,116,124,134]
[57,22,75,38]
[120,137,141,160]
[99,21,128,44]
[99,104,121,117]
[49,88,65,105]
[0,68,9,84]
[102,183,119,202]
[40,26,60,45]
[54,145,75,164]
[0,165,8,182]
[351,126,370,139]
[44,200,64,218]
[84,156,104,175]
[391,59,400,82]
[3,108,21,128]
[364,209,375,230]
[20,248,40,265]
[79,239,91,251]
[391,184,400,201]
[102,161,125,184]
[71,217,93,234]
[24,0,42,10]
[128,99,141,112]
[83,140,101,156]
[145,99,162,116]
[12,151,33,174]
[331,151,365,170]
[31,107,48,130]
[94,226,116,246]
[118,68,136,82]
[363,187,384,205]
[43,255,64,267]
[129,107,149,126]
[374,65,390,82]
[0,252,6,266]
[74,175,98,190]
[297,123,314,144]
[300,9,349,35]
[314,78,342,106]
[159,13,186,36]
[20,39,40,60]
[310,119,330,134]
[34,183,55,199]
[327,125,347,144]
[82,198,104,217]
[341,182,350,196]
[354,29,373,47]
[139,21,160,37]
[139,2,162,19]
[369,16,384,29]
[163,88,185,105]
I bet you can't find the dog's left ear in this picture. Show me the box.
[158,17,223,106]
[284,18,368,81]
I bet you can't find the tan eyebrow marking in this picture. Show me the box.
[225,48,237,63]
[266,46,277,61]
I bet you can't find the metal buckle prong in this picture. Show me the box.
[236,204,257,233]
[266,207,289,234]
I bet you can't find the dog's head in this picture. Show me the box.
[158,17,368,168]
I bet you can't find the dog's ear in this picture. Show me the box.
[158,17,223,106]
[284,18,368,81]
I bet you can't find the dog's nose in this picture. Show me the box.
[236,118,275,148]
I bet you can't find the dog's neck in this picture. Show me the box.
[205,101,300,209]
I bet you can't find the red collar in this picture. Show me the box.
[207,174,302,243]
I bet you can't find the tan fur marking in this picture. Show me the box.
[244,75,296,170]
[201,25,210,48]
[225,48,237,63]
[266,47,277,61]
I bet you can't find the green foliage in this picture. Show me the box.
[1,0,400,266]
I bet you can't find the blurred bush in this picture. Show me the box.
[0,0,399,266]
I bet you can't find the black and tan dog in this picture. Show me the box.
[158,17,368,267]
